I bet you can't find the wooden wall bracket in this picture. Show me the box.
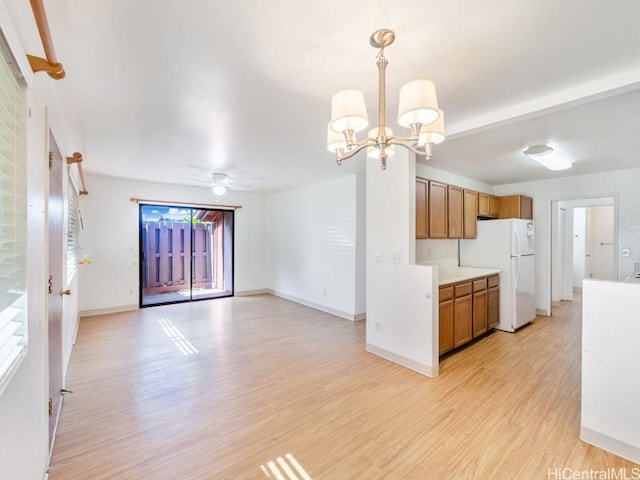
[26,54,65,79]
[66,152,88,195]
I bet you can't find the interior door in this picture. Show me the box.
[48,133,64,448]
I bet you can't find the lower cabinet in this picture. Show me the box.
[439,274,499,355]
[487,275,500,329]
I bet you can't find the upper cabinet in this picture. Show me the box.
[448,185,463,239]
[416,178,532,238]
[429,181,448,239]
[463,190,477,239]
[416,179,428,239]
[477,192,501,218]
[499,195,533,220]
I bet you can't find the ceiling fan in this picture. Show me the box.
[210,172,233,195]
[191,172,254,196]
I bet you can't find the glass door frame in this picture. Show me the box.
[138,203,234,307]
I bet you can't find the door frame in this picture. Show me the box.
[47,131,64,451]
[138,203,235,307]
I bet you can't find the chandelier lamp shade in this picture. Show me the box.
[327,29,445,170]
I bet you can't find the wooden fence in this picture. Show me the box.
[141,221,214,293]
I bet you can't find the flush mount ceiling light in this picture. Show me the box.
[327,29,445,170]
[523,145,572,171]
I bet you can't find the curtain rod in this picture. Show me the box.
[27,0,65,79]
[130,197,242,210]
[66,152,88,195]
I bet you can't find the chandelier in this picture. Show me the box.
[327,29,445,170]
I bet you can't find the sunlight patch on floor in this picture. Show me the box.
[261,453,312,480]
[157,318,199,355]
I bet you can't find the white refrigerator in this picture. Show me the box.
[459,219,536,332]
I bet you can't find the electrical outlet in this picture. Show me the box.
[393,254,401,264]
[622,248,630,257]
[375,321,382,331]
[375,252,384,263]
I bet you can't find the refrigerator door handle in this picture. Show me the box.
[513,225,521,257]
[514,256,520,290]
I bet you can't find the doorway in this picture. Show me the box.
[139,204,234,306]
[551,197,616,304]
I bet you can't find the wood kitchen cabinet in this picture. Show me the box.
[453,282,473,347]
[463,189,478,239]
[439,273,500,355]
[438,286,454,355]
[429,181,448,238]
[489,195,500,218]
[478,192,501,218]
[416,178,428,239]
[472,278,488,337]
[499,194,533,220]
[487,275,500,329]
[448,185,463,239]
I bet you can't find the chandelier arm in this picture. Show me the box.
[337,142,374,163]
[388,138,428,156]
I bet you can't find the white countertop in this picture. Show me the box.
[417,263,501,285]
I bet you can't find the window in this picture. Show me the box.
[0,34,27,396]
[66,177,79,282]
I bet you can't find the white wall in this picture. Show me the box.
[0,2,83,477]
[366,151,438,376]
[265,175,365,320]
[581,279,640,463]
[78,174,267,315]
[496,167,640,314]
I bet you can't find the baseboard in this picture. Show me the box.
[79,304,138,318]
[366,343,438,378]
[536,308,550,316]
[354,312,366,322]
[268,289,364,322]
[235,288,269,297]
[580,426,640,464]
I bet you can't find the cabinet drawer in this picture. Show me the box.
[473,278,487,292]
[454,282,472,297]
[488,275,499,288]
[440,286,454,302]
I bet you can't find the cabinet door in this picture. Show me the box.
[448,185,463,239]
[463,190,477,239]
[429,181,448,238]
[489,195,500,218]
[521,196,533,220]
[453,294,473,347]
[473,290,488,337]
[478,192,490,217]
[488,286,499,329]
[416,179,428,239]
[439,299,454,355]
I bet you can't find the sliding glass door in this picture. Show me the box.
[139,204,233,307]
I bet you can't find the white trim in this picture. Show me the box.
[366,343,438,378]
[580,426,640,465]
[79,304,138,318]
[268,289,363,322]
[234,289,269,297]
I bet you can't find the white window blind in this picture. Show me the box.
[0,35,27,396]
[66,177,79,281]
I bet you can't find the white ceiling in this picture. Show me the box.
[5,0,640,193]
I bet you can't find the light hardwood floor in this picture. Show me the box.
[49,293,639,479]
